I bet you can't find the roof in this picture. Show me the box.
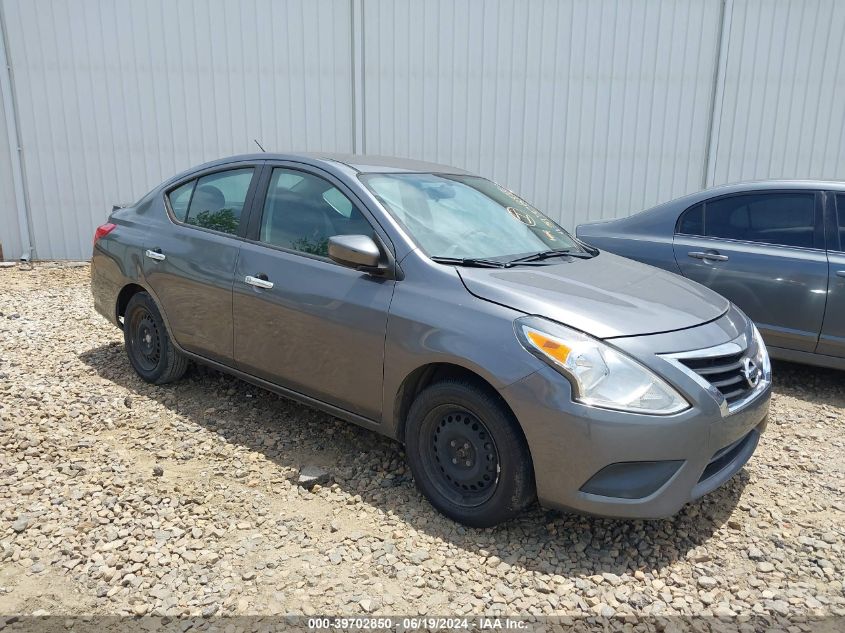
[579,178,845,231]
[668,179,845,207]
[179,152,469,176]
[704,178,845,193]
[301,152,470,174]
[624,179,845,220]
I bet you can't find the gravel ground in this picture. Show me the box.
[1,263,844,627]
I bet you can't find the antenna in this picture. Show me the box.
[254,139,266,153]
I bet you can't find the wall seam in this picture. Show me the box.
[351,0,365,154]
[703,0,733,188]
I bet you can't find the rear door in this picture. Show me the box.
[232,163,395,420]
[144,163,261,364]
[817,192,845,357]
[672,191,828,352]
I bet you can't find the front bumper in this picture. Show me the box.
[500,309,771,519]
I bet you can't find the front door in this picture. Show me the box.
[672,191,828,353]
[232,165,395,420]
[143,165,259,364]
[817,193,845,357]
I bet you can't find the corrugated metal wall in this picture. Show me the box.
[362,0,722,227]
[0,76,22,262]
[709,0,845,185]
[0,0,354,260]
[1,0,844,260]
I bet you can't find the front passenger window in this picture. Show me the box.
[184,168,254,235]
[259,168,374,257]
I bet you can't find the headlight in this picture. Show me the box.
[515,316,689,415]
[750,324,771,380]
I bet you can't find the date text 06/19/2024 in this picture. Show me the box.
[307,617,527,630]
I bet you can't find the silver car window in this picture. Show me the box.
[184,168,254,235]
[259,168,374,257]
[679,193,817,249]
[361,173,578,260]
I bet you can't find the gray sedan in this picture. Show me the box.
[92,154,770,526]
[577,181,845,371]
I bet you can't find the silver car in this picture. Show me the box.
[91,154,770,527]
[577,180,845,370]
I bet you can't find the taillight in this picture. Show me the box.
[94,223,116,245]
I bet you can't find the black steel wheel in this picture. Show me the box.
[405,379,535,527]
[425,407,500,507]
[123,291,188,384]
[128,308,162,372]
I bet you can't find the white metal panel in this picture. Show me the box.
[362,0,723,229]
[6,0,844,259]
[710,0,845,185]
[0,75,22,261]
[2,0,354,260]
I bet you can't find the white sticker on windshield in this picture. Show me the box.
[507,206,536,227]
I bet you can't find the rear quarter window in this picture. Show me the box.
[167,180,196,222]
[677,203,703,235]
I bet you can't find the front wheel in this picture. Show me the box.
[123,291,188,384]
[404,379,535,527]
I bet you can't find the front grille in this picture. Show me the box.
[678,350,752,404]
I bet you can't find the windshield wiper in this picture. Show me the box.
[506,248,594,264]
[430,256,510,268]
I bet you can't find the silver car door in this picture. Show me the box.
[232,164,396,421]
[672,191,828,353]
[144,164,259,364]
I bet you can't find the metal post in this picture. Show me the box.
[0,2,32,261]
[703,0,733,189]
[351,0,365,155]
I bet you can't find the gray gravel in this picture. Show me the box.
[1,263,844,625]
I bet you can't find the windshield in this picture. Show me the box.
[360,173,581,261]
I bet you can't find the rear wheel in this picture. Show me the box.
[123,291,188,384]
[405,379,535,527]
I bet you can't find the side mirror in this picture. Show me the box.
[328,234,382,271]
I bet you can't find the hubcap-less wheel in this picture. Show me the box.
[129,309,161,372]
[122,291,188,385]
[405,380,535,527]
[424,407,500,507]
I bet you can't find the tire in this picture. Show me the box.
[123,291,188,384]
[404,379,535,527]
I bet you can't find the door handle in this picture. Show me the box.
[688,251,729,262]
[837,270,845,278]
[245,274,274,290]
[145,249,166,261]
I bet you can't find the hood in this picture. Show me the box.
[457,252,729,339]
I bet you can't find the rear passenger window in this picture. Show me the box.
[167,180,195,222]
[836,195,845,251]
[703,193,816,248]
[184,168,254,235]
[259,168,374,257]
